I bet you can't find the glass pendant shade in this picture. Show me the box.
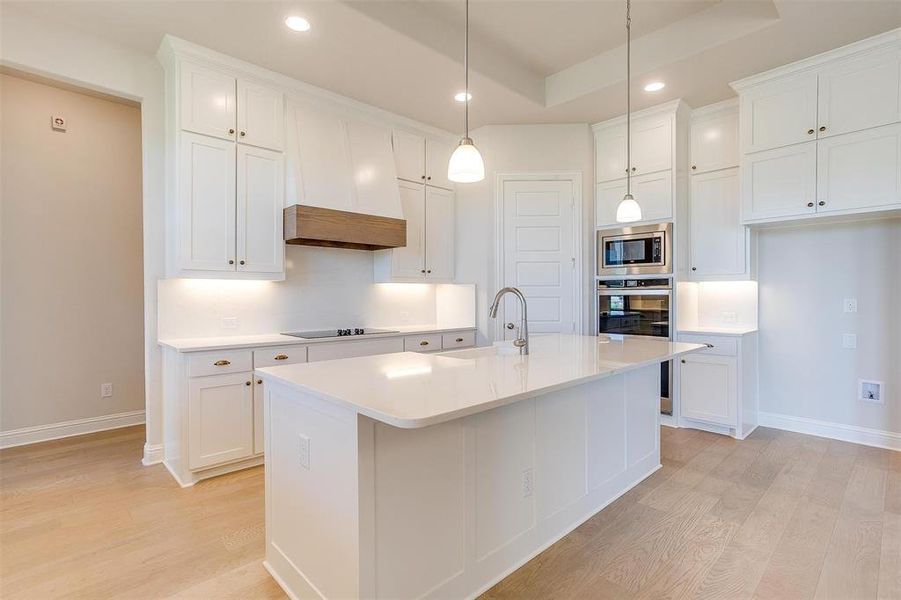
[616,193,642,223]
[447,138,485,183]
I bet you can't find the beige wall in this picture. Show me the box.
[1,73,145,431]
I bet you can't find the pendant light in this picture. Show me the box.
[616,0,642,223]
[447,0,485,183]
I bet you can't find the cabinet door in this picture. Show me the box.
[690,110,739,174]
[818,50,901,139]
[188,372,254,470]
[179,61,236,141]
[425,186,455,280]
[632,113,673,176]
[253,377,264,456]
[817,123,901,214]
[391,180,426,278]
[237,80,284,151]
[596,171,673,227]
[689,168,746,278]
[679,354,736,427]
[740,72,818,153]
[346,119,403,218]
[178,132,236,272]
[236,145,284,274]
[741,142,817,221]
[425,139,455,190]
[595,124,628,183]
[392,129,426,184]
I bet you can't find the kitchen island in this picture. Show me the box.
[256,334,706,600]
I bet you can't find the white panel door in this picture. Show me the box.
[426,139,455,190]
[741,142,817,221]
[595,171,672,227]
[679,354,736,427]
[179,61,236,141]
[392,180,426,278]
[178,132,236,272]
[392,129,426,184]
[690,110,739,174]
[236,145,284,273]
[816,123,901,213]
[502,179,576,336]
[689,168,746,278]
[424,186,455,280]
[740,72,818,153]
[595,124,628,183]
[346,119,403,218]
[237,80,284,151]
[817,50,901,139]
[632,113,673,176]
[188,372,254,470]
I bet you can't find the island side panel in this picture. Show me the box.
[264,380,362,599]
[363,364,662,600]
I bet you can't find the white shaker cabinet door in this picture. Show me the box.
[689,168,745,278]
[817,50,901,139]
[391,180,426,278]
[179,61,236,141]
[596,171,672,227]
[188,372,254,470]
[816,124,901,214]
[426,139,455,190]
[679,354,736,427]
[424,186,455,280]
[632,113,673,176]
[740,72,818,154]
[690,111,739,174]
[595,124,628,183]
[596,179,627,227]
[237,80,284,151]
[741,142,817,222]
[392,129,426,184]
[346,119,403,219]
[236,145,284,274]
[178,132,236,272]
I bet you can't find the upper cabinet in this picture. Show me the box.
[392,130,455,191]
[732,31,901,225]
[237,80,285,151]
[179,61,237,142]
[690,103,740,174]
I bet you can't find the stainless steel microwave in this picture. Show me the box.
[597,222,672,276]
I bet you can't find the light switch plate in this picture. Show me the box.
[101,383,113,398]
[843,298,858,313]
[298,434,311,470]
[842,333,857,349]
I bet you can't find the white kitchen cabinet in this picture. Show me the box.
[816,123,901,214]
[387,180,427,278]
[425,139,454,190]
[817,49,901,139]
[178,132,237,272]
[679,354,736,427]
[595,124,628,183]
[346,119,403,218]
[689,168,749,279]
[253,377,265,456]
[307,337,405,362]
[424,186,455,279]
[188,372,255,470]
[179,61,237,141]
[741,142,817,221]
[595,170,673,228]
[252,347,307,456]
[237,80,285,151]
[739,72,818,154]
[392,130,455,191]
[237,145,284,273]
[690,102,739,174]
[631,113,673,176]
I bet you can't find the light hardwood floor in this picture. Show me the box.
[1,425,898,599]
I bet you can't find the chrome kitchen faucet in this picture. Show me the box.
[488,287,529,355]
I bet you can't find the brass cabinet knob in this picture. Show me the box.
[807,129,815,135]
[456,337,464,343]
[819,126,826,132]
[228,259,235,265]
[214,359,231,366]
[691,165,697,170]
[421,269,426,273]
[427,270,432,274]
[245,381,251,386]
[240,131,246,137]
[229,128,235,134]
[818,201,826,206]
[257,379,262,385]
[274,354,288,360]
[419,340,429,346]
[807,202,814,207]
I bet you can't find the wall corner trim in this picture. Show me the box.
[0,410,146,450]
[758,411,901,452]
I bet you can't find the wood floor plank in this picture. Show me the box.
[878,511,901,600]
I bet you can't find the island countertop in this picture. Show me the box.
[256,334,706,429]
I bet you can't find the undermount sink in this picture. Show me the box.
[440,343,522,360]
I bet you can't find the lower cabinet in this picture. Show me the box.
[188,372,255,470]
[679,354,736,427]
[253,376,265,455]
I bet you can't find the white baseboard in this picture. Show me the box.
[0,410,145,449]
[759,411,901,452]
[143,442,164,465]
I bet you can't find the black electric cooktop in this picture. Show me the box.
[282,328,399,339]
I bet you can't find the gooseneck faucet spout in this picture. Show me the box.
[488,287,529,355]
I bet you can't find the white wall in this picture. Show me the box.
[454,124,594,343]
[757,217,901,435]
[676,281,759,331]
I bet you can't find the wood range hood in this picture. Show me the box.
[283,205,407,251]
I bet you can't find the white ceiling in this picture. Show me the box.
[3,0,900,133]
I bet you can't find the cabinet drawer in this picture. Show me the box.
[308,337,404,362]
[442,331,475,349]
[253,345,308,368]
[189,350,253,377]
[404,334,443,352]
[677,334,738,357]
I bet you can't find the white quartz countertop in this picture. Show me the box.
[158,325,477,352]
[256,334,707,429]
[677,326,758,336]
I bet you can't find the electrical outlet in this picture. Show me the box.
[843,298,858,313]
[859,380,883,404]
[51,115,67,132]
[221,317,238,330]
[842,333,857,349]
[101,383,113,398]
[399,311,410,324]
[721,312,738,323]
[521,468,533,498]
[298,435,311,470]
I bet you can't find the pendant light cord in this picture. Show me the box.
[626,0,631,196]
[464,0,470,139]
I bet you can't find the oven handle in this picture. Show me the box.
[598,289,671,296]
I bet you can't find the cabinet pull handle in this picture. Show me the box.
[229,128,235,134]
[807,129,815,135]
[228,259,235,265]
[214,360,231,366]
[274,354,288,360]
[705,343,714,348]
[257,379,262,385]
[807,202,814,207]
[681,359,686,363]
[456,337,464,343]
[691,165,697,170]
[691,267,697,271]
[819,126,826,132]
[818,201,825,206]
[245,381,251,386]
[240,131,246,137]
[420,340,429,346]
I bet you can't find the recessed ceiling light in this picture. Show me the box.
[454,91,472,102]
[643,81,665,92]
[285,16,311,32]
